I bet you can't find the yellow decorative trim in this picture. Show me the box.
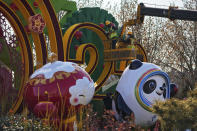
[38,101,53,104]
[55,73,63,80]
[49,76,55,83]
[119,61,127,71]
[104,47,135,52]
[64,115,76,124]
[34,79,41,85]
[35,0,63,59]
[57,83,63,98]
[29,78,46,85]
[14,0,46,69]
[40,79,47,84]
[63,23,113,92]
[75,43,98,74]
[0,1,33,114]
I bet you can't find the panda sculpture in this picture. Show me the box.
[104,59,178,127]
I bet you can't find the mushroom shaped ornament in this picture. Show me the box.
[23,61,95,129]
[114,60,176,127]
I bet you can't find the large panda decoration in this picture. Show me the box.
[104,60,178,127]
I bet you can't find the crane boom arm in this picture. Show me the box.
[120,3,197,37]
[138,3,197,22]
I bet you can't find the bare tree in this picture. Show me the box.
[152,0,197,94]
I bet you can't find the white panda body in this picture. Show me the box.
[116,60,170,126]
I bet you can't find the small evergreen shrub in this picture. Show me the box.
[152,86,197,130]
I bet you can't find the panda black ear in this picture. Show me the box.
[129,59,143,70]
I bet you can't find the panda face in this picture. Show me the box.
[142,75,167,104]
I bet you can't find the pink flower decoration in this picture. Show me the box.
[10,3,18,11]
[99,23,105,28]
[74,31,83,40]
[28,14,46,34]
[33,2,39,8]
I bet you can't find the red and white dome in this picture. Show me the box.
[24,61,95,119]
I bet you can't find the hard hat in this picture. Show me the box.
[128,32,133,35]
[105,20,111,25]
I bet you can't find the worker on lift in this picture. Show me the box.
[116,31,136,49]
[124,32,135,45]
[105,20,118,49]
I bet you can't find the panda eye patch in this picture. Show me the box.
[143,80,156,94]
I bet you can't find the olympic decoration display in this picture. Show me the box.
[0,0,147,118]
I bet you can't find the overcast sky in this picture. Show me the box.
[106,0,184,7]
[75,0,185,23]
[99,0,185,16]
[139,0,183,7]
[75,0,185,11]
[101,0,184,10]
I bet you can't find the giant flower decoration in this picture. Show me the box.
[28,14,45,34]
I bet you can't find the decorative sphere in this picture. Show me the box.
[24,61,95,119]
